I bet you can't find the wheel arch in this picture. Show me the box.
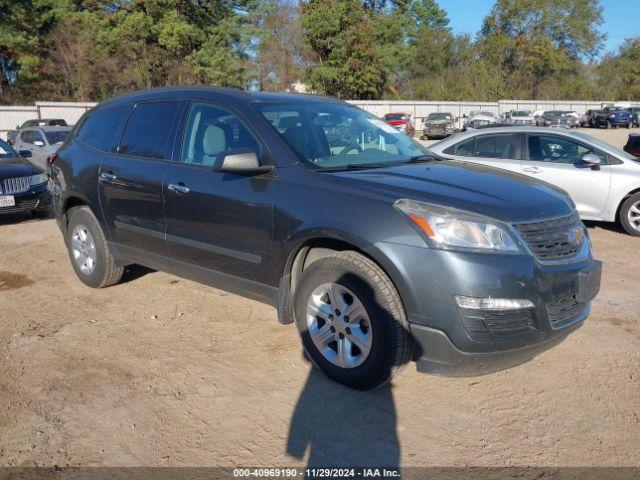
[276,233,414,326]
[615,187,640,223]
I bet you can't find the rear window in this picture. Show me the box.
[76,104,130,152]
[119,102,181,159]
[45,131,69,145]
[474,134,516,159]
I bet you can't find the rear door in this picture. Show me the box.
[163,101,276,286]
[522,133,611,218]
[443,132,522,174]
[98,100,183,255]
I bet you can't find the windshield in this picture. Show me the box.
[0,139,18,158]
[546,111,564,116]
[253,102,428,170]
[427,113,452,120]
[513,111,530,116]
[384,114,405,121]
[45,130,69,145]
[572,131,637,160]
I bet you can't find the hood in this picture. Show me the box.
[0,156,43,179]
[330,161,573,223]
[468,115,495,122]
[511,115,534,121]
[426,119,453,125]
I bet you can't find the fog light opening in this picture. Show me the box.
[454,295,535,311]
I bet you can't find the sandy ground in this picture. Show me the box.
[0,128,638,470]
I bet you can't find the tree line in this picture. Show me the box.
[1,0,638,103]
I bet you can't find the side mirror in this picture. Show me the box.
[581,153,601,169]
[33,140,45,147]
[19,150,32,158]
[213,148,272,174]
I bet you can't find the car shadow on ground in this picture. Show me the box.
[0,212,44,226]
[287,365,400,471]
[583,220,627,235]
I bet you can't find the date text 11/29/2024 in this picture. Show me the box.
[233,468,400,478]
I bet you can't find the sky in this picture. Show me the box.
[437,0,640,56]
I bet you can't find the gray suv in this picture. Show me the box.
[51,87,601,389]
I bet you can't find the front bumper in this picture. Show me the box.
[425,125,454,137]
[0,183,51,215]
[376,241,601,376]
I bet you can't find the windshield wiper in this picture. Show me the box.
[404,154,443,164]
[317,162,400,172]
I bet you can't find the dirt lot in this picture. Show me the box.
[0,128,639,470]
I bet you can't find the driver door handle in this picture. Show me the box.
[524,166,542,173]
[168,183,190,194]
[100,172,117,182]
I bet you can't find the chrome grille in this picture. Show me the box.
[0,199,39,214]
[1,176,31,195]
[514,213,585,262]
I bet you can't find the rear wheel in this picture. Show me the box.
[66,206,124,287]
[293,251,412,390]
[619,193,640,236]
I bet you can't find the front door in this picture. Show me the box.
[522,133,611,218]
[98,100,183,255]
[164,102,276,287]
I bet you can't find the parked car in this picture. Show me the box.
[7,118,68,145]
[382,112,415,136]
[463,111,498,130]
[51,87,601,389]
[585,109,607,128]
[601,107,632,129]
[623,133,640,158]
[0,138,51,217]
[430,126,640,235]
[422,112,455,139]
[536,110,579,128]
[13,126,72,170]
[627,107,640,128]
[507,110,535,126]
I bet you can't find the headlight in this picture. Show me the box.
[29,173,48,185]
[394,199,520,253]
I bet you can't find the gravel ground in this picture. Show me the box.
[0,128,638,470]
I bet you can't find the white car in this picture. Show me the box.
[508,110,536,126]
[429,126,640,235]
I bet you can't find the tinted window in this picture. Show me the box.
[77,104,130,152]
[474,134,516,159]
[528,135,606,164]
[182,103,259,167]
[49,119,68,126]
[445,137,475,156]
[45,131,69,145]
[119,102,180,159]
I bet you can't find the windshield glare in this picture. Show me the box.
[0,139,17,158]
[254,102,427,170]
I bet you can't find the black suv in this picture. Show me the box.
[51,87,601,389]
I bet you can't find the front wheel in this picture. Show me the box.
[619,193,640,236]
[66,206,124,287]
[293,251,412,390]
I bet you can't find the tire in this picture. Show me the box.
[619,193,640,237]
[66,206,124,288]
[293,251,412,390]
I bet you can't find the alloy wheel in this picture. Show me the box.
[71,224,97,275]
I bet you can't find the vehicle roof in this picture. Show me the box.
[429,126,627,156]
[23,125,72,132]
[97,85,344,110]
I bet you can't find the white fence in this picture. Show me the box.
[348,99,618,128]
[0,102,96,140]
[0,98,629,140]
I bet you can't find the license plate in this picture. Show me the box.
[576,260,602,304]
[0,196,15,208]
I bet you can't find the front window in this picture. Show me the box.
[253,102,427,170]
[427,113,452,121]
[528,135,606,164]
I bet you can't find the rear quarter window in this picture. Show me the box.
[444,137,475,156]
[76,104,131,152]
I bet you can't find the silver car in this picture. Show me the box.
[429,127,640,236]
[13,126,72,170]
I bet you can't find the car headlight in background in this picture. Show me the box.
[29,173,48,185]
[394,199,520,253]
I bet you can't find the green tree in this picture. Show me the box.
[596,38,640,100]
[301,0,386,99]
